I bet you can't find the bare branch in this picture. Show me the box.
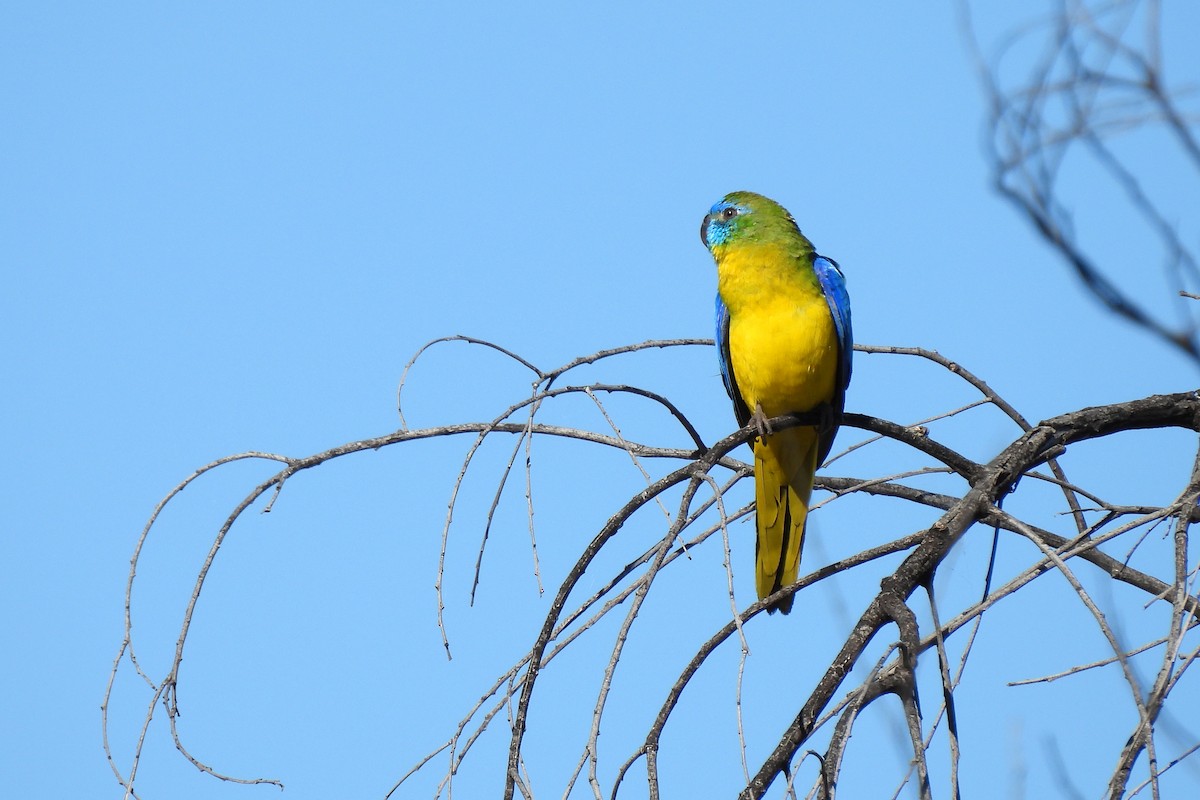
[110,330,1200,799]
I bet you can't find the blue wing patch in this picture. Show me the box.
[813,255,853,398]
[814,255,853,463]
[715,294,751,428]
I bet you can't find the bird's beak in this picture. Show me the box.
[700,213,712,248]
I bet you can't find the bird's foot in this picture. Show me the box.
[750,402,773,441]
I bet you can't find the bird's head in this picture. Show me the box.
[700,191,798,253]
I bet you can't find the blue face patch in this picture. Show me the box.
[701,201,750,248]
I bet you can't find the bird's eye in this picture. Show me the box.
[721,207,738,221]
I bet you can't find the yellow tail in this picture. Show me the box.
[753,427,820,614]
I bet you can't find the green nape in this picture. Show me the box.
[720,191,815,256]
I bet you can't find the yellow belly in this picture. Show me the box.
[728,292,837,417]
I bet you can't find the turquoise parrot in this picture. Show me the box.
[700,191,853,614]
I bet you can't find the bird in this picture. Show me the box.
[700,191,853,614]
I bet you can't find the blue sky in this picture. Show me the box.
[3,2,1198,798]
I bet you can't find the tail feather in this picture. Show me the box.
[754,427,819,614]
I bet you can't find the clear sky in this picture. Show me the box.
[3,2,1198,798]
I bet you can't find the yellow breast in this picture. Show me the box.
[718,244,838,417]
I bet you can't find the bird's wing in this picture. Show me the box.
[715,294,752,428]
[813,255,853,461]
[813,256,853,399]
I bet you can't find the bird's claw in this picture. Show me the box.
[750,402,773,441]
[751,402,840,444]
